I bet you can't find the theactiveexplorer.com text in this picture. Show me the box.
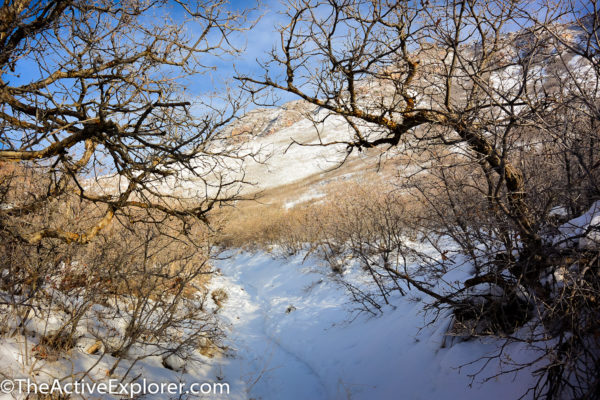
[1,378,230,398]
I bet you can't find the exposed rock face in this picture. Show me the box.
[225,100,317,141]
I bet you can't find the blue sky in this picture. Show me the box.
[7,0,594,111]
[178,0,292,105]
[4,0,290,106]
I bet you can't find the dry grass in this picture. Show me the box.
[0,163,221,374]
[211,288,229,309]
[214,172,423,254]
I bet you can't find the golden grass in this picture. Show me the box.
[213,171,422,252]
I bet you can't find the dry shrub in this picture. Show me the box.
[214,204,299,250]
[0,163,223,381]
[198,336,223,358]
[216,177,427,314]
[211,288,229,309]
[217,178,420,252]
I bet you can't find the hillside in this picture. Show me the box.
[1,2,599,399]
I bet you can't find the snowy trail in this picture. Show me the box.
[210,254,330,400]
[208,250,541,400]
[242,280,329,395]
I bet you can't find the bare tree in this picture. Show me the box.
[0,0,254,244]
[240,0,600,398]
[241,0,546,267]
[0,0,257,389]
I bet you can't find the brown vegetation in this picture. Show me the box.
[0,0,249,385]
[238,0,600,398]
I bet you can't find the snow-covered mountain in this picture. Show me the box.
[216,100,392,195]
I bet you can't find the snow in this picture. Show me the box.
[141,104,391,200]
[283,191,325,209]
[554,200,600,249]
[566,55,597,89]
[490,65,523,93]
[549,206,568,218]
[223,111,364,192]
[207,250,540,400]
[0,248,542,399]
